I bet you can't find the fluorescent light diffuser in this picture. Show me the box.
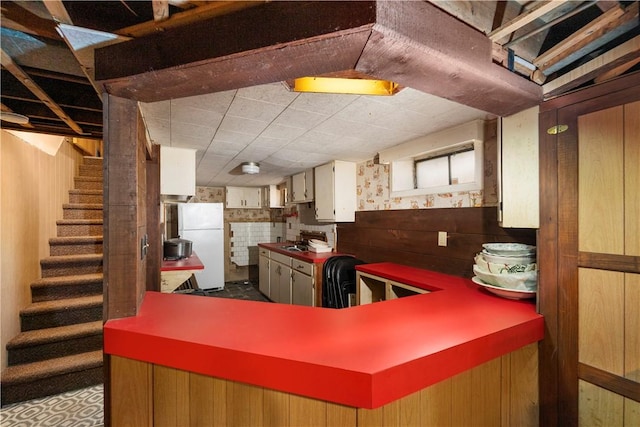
[293,77,399,96]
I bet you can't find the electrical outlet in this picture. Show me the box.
[438,231,447,247]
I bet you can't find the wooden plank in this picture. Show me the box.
[420,379,452,426]
[579,363,640,402]
[626,101,640,257]
[0,48,84,134]
[579,268,625,374]
[290,394,326,426]
[578,252,640,274]
[152,0,170,21]
[579,380,624,426]
[578,106,624,254]
[470,357,501,426]
[110,356,153,427]
[626,398,640,426]
[594,57,640,83]
[626,273,640,384]
[488,1,572,42]
[227,381,264,426]
[326,402,357,427]
[263,389,290,427]
[543,36,640,97]
[153,365,191,426]
[189,373,216,426]
[534,2,630,73]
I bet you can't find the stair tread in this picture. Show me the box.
[32,273,104,287]
[56,219,103,225]
[62,204,103,209]
[1,350,103,384]
[74,176,102,181]
[41,254,103,264]
[50,236,103,243]
[21,295,103,315]
[68,189,103,194]
[7,322,103,349]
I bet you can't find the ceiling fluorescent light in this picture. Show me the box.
[293,77,399,96]
[241,162,260,174]
[1,111,30,124]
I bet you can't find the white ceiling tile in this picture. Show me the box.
[289,92,357,116]
[226,97,287,122]
[236,83,298,105]
[272,108,328,129]
[218,115,268,136]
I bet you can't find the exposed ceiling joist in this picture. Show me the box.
[543,35,640,96]
[1,47,85,134]
[534,2,638,76]
[152,0,170,21]
[114,1,265,38]
[594,56,640,83]
[489,0,572,42]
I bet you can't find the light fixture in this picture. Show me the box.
[292,77,400,96]
[1,111,30,124]
[241,162,260,174]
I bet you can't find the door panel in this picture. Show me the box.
[578,106,624,254]
[625,101,640,256]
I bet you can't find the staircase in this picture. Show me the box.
[1,157,104,406]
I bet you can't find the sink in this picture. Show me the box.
[281,245,308,252]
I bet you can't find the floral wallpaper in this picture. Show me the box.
[356,120,498,211]
[192,186,282,222]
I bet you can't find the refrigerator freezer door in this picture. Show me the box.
[178,203,223,230]
[180,228,225,290]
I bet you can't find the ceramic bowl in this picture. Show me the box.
[480,250,536,265]
[474,254,536,274]
[473,265,537,291]
[482,243,536,256]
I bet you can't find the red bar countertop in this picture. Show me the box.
[104,262,543,409]
[160,252,204,271]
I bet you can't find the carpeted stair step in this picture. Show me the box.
[49,236,103,256]
[6,321,103,365]
[31,273,103,302]
[73,176,102,191]
[62,203,103,220]
[82,157,103,167]
[0,350,103,406]
[56,219,103,237]
[41,254,103,278]
[78,164,103,178]
[68,189,103,204]
[20,295,103,331]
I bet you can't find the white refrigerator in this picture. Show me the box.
[178,203,225,290]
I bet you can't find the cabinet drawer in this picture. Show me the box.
[259,247,270,257]
[292,260,313,276]
[270,251,291,266]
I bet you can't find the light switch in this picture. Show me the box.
[438,231,448,247]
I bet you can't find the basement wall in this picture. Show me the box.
[0,131,84,370]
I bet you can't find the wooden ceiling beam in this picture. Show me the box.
[114,1,266,38]
[0,47,85,134]
[95,1,541,117]
[543,35,640,97]
[489,0,572,42]
[594,56,640,83]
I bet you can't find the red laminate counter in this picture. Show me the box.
[104,262,543,409]
[160,252,204,272]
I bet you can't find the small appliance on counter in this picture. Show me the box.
[163,237,193,260]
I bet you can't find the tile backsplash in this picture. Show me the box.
[230,222,285,266]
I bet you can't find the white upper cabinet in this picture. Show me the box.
[291,169,314,203]
[226,186,262,209]
[498,106,539,228]
[314,160,356,222]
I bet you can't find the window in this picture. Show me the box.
[379,120,485,198]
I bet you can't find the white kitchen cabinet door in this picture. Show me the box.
[226,186,262,208]
[258,253,270,297]
[291,169,314,202]
[292,269,314,307]
[314,160,356,222]
[498,106,539,228]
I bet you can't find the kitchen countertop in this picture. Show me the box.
[103,262,543,409]
[258,242,348,263]
[160,252,204,272]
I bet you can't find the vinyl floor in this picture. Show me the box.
[0,281,270,426]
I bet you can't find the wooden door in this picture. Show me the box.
[539,75,640,426]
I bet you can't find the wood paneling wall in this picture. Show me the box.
[110,342,538,427]
[0,131,84,370]
[337,207,535,278]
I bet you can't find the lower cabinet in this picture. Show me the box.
[258,250,270,297]
[259,248,315,306]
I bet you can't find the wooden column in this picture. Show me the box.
[103,94,148,320]
[145,143,161,292]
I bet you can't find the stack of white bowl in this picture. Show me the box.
[473,243,537,292]
[308,239,332,253]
